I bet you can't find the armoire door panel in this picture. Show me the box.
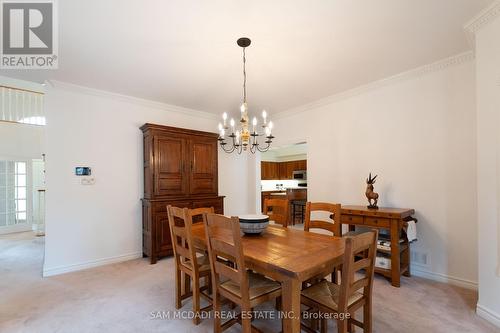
[155,137,188,196]
[189,139,217,195]
[155,211,173,254]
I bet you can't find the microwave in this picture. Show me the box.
[293,170,307,180]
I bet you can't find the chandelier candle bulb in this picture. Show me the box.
[222,112,228,127]
[230,118,235,133]
[262,110,267,124]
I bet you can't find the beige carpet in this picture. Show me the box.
[1,231,499,333]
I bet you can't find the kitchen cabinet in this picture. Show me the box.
[295,159,307,171]
[261,160,307,180]
[261,161,280,180]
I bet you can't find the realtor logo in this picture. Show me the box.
[1,0,58,69]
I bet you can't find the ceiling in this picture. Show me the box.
[1,0,492,115]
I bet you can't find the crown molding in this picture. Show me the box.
[46,80,218,121]
[464,1,500,45]
[274,51,475,120]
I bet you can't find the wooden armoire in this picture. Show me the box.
[141,124,224,264]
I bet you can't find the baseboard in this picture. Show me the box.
[410,264,478,290]
[43,251,142,277]
[477,304,500,328]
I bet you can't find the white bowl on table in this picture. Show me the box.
[238,214,270,235]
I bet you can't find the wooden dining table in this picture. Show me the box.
[191,223,345,333]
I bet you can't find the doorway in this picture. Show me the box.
[0,83,46,277]
[259,142,308,226]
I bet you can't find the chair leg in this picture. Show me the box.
[275,296,282,311]
[192,276,201,325]
[241,315,252,333]
[175,265,182,309]
[348,318,355,333]
[337,318,348,333]
[320,318,327,333]
[206,275,213,295]
[311,316,318,331]
[241,305,253,332]
[363,300,372,333]
[213,292,222,333]
[184,271,191,295]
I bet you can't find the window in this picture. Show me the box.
[0,161,28,226]
[0,86,45,126]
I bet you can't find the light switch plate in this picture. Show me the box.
[81,178,96,185]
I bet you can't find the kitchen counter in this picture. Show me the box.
[261,187,307,192]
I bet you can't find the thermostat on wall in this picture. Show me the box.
[75,167,91,176]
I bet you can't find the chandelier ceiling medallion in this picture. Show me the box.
[218,37,275,154]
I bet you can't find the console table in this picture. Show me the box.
[340,205,416,287]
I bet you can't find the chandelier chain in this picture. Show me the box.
[243,47,246,103]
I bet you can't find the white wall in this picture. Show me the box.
[474,11,500,326]
[43,82,253,276]
[273,56,477,288]
[0,122,44,160]
[32,159,46,233]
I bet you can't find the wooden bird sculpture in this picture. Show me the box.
[366,173,379,209]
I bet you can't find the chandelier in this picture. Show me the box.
[218,37,275,154]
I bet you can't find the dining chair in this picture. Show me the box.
[263,198,289,227]
[304,202,342,236]
[304,202,343,284]
[167,205,212,325]
[203,213,282,333]
[301,230,378,333]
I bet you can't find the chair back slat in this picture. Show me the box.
[204,213,250,300]
[352,258,371,272]
[338,230,378,312]
[214,261,242,284]
[263,198,289,227]
[175,243,192,261]
[350,277,370,292]
[172,225,188,239]
[210,238,239,261]
[189,207,215,224]
[304,202,341,236]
